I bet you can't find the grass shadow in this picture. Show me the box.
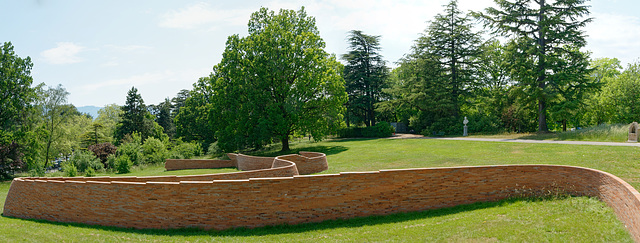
[329,137,382,142]
[1,196,568,238]
[254,145,349,157]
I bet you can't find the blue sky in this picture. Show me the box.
[3,0,639,107]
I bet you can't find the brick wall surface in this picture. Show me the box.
[165,159,234,171]
[165,151,327,176]
[4,163,640,241]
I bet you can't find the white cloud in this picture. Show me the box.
[159,2,250,29]
[41,42,86,65]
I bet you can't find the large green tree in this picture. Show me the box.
[393,0,483,135]
[0,42,35,132]
[210,7,346,152]
[342,30,389,127]
[95,103,122,141]
[586,61,640,124]
[56,111,93,155]
[150,98,175,138]
[171,89,190,118]
[477,0,593,132]
[582,58,622,125]
[175,77,215,145]
[115,87,159,143]
[0,42,36,178]
[421,0,483,119]
[36,84,74,168]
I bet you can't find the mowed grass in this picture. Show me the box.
[254,138,640,189]
[1,138,636,242]
[469,123,630,142]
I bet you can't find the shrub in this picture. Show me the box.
[62,161,77,177]
[207,142,221,157]
[171,142,202,159]
[85,167,96,177]
[88,142,117,167]
[168,153,185,159]
[142,137,168,164]
[115,154,132,174]
[28,160,45,177]
[337,122,395,138]
[68,150,104,172]
[0,140,25,180]
[117,141,143,165]
[106,154,117,171]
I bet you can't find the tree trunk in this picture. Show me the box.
[537,0,549,133]
[44,142,51,169]
[369,108,375,127]
[281,136,290,152]
[562,119,567,132]
[538,97,548,132]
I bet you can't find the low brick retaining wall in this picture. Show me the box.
[3,163,640,241]
[164,159,234,171]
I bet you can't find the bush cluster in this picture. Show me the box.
[337,122,395,138]
[115,154,132,174]
[61,150,103,177]
[88,142,117,167]
[142,137,168,164]
[117,142,143,166]
[170,142,202,159]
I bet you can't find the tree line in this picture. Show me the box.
[2,0,637,178]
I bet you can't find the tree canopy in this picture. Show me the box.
[207,7,346,152]
[0,42,36,178]
[115,87,161,143]
[342,30,389,127]
[391,0,483,134]
[477,0,593,132]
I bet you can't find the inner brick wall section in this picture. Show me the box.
[164,151,328,175]
[4,164,640,241]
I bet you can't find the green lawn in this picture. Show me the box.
[467,123,629,142]
[1,138,636,242]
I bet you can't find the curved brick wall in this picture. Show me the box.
[278,152,328,175]
[165,151,328,175]
[4,165,640,241]
[236,154,277,171]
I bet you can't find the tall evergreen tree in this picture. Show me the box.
[420,0,483,119]
[342,30,389,127]
[477,0,593,132]
[150,98,175,138]
[396,51,456,134]
[395,0,483,134]
[116,87,155,142]
[171,89,190,119]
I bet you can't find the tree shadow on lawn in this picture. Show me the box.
[2,197,562,238]
[329,137,381,143]
[253,145,349,157]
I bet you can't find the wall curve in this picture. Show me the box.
[3,164,640,241]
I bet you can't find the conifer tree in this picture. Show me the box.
[477,0,593,132]
[116,87,156,142]
[397,0,482,134]
[421,0,482,118]
[342,30,389,127]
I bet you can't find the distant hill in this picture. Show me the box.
[76,106,102,120]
